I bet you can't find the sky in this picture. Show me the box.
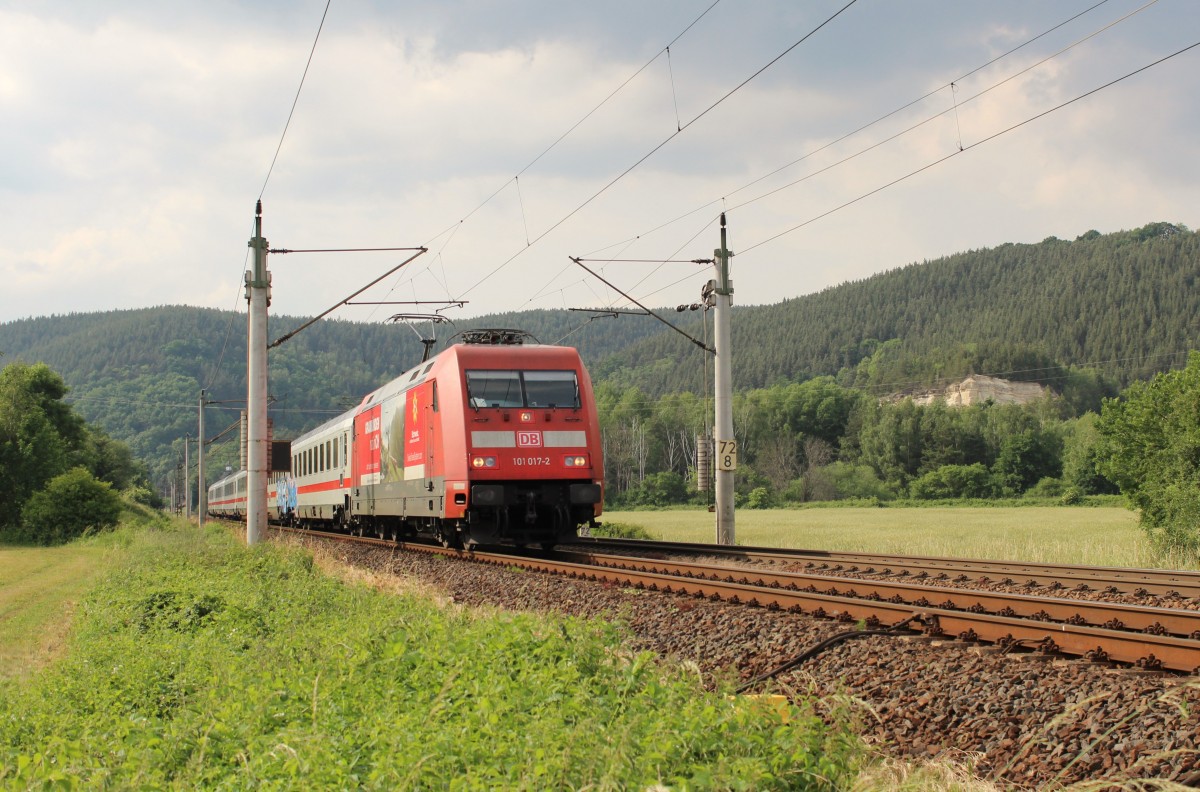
[2,0,1198,328]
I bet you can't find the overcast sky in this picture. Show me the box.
[3,0,1198,327]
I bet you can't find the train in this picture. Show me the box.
[208,330,604,549]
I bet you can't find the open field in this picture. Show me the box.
[600,506,1198,570]
[0,539,122,680]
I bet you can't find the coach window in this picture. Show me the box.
[333,438,338,468]
[327,440,333,470]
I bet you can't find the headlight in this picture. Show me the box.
[472,456,497,468]
[563,455,589,467]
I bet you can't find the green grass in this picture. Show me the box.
[600,506,1195,569]
[0,519,862,789]
[0,533,129,680]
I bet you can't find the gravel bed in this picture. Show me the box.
[301,535,1200,789]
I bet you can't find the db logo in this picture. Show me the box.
[517,431,543,448]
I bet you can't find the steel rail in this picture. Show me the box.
[569,537,1200,598]
[557,550,1200,639]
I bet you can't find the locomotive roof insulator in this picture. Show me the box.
[456,328,540,346]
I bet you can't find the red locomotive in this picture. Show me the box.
[210,330,603,548]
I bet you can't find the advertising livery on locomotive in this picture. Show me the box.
[208,330,603,549]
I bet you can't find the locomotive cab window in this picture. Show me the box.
[466,370,523,408]
[466,370,580,409]
[523,371,579,408]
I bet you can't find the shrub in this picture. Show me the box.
[635,471,689,506]
[122,484,157,506]
[17,467,123,545]
[1059,487,1084,506]
[909,464,995,500]
[1026,477,1064,499]
[745,486,774,509]
[785,463,894,503]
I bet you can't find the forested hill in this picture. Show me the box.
[1,220,1196,487]
[597,221,1199,394]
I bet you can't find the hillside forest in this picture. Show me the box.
[1,222,1198,550]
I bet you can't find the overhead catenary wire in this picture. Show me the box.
[258,0,333,201]
[60,348,1195,428]
[738,38,1200,257]
[458,0,860,300]
[268,247,428,349]
[363,1,727,321]
[63,392,343,415]
[722,0,1164,219]
[583,349,1196,419]
[204,244,253,392]
[395,0,724,303]
[572,0,1140,277]
[569,257,712,352]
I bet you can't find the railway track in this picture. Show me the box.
[275,525,1200,673]
[567,536,1200,598]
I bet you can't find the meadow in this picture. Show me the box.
[600,505,1197,570]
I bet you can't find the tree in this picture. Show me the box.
[1097,353,1200,553]
[0,363,75,526]
[1060,413,1118,495]
[992,429,1062,495]
[0,362,150,528]
[854,399,923,486]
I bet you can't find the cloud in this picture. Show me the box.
[0,0,1197,325]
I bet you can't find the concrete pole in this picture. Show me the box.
[713,213,735,544]
[183,435,191,519]
[246,201,270,544]
[198,389,206,526]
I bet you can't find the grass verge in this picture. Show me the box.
[0,520,863,789]
[0,512,147,681]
